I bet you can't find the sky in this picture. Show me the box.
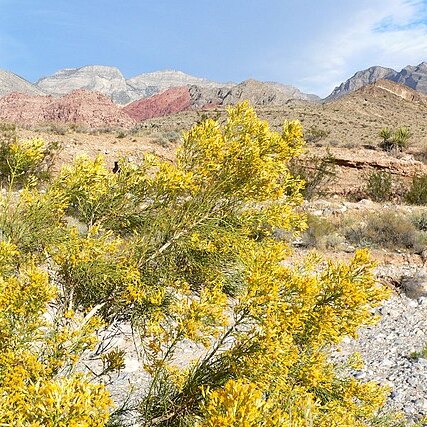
[1,0,427,97]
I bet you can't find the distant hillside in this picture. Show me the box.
[0,89,135,129]
[325,62,427,100]
[31,66,319,108]
[123,87,192,121]
[36,65,132,104]
[328,79,427,116]
[123,79,320,122]
[0,69,45,97]
[392,62,427,93]
[126,70,230,101]
[325,66,397,101]
[35,66,230,105]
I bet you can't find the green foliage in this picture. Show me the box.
[379,127,411,152]
[409,344,427,361]
[288,150,337,200]
[0,187,67,253]
[364,170,393,202]
[0,123,60,188]
[405,174,427,205]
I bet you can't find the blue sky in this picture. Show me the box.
[1,0,427,96]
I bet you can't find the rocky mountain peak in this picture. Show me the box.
[0,69,45,97]
[391,62,427,93]
[325,66,397,101]
[36,65,131,104]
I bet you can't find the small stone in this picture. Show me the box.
[381,358,394,367]
[390,390,398,399]
[353,371,366,379]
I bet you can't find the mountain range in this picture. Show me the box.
[0,62,427,127]
[0,65,319,105]
[326,62,427,100]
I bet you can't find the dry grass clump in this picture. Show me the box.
[344,211,426,251]
[300,213,344,249]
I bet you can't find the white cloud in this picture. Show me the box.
[294,0,427,96]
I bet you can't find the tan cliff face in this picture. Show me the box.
[370,79,427,104]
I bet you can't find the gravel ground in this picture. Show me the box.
[334,265,427,423]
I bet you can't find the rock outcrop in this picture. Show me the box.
[36,65,132,104]
[0,90,135,129]
[325,66,397,101]
[123,87,192,121]
[0,69,45,97]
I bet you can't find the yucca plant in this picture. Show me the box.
[379,126,411,151]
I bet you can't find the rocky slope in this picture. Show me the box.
[325,66,397,101]
[392,62,427,94]
[36,65,132,104]
[123,87,192,121]
[0,90,135,129]
[125,79,320,122]
[0,69,45,97]
[325,62,427,101]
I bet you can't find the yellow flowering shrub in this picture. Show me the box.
[0,186,68,253]
[50,225,143,320]
[0,103,395,426]
[0,244,111,426]
[0,124,59,187]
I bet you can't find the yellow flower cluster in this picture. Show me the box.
[0,244,111,426]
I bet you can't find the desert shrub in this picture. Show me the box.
[301,213,343,249]
[345,211,424,251]
[0,103,395,426]
[0,123,60,187]
[411,210,427,231]
[379,127,411,152]
[364,170,393,202]
[288,150,337,200]
[305,125,330,143]
[405,174,427,205]
[0,187,68,253]
[0,242,111,426]
[50,226,142,321]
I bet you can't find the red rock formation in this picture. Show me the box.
[123,87,191,121]
[0,89,135,129]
